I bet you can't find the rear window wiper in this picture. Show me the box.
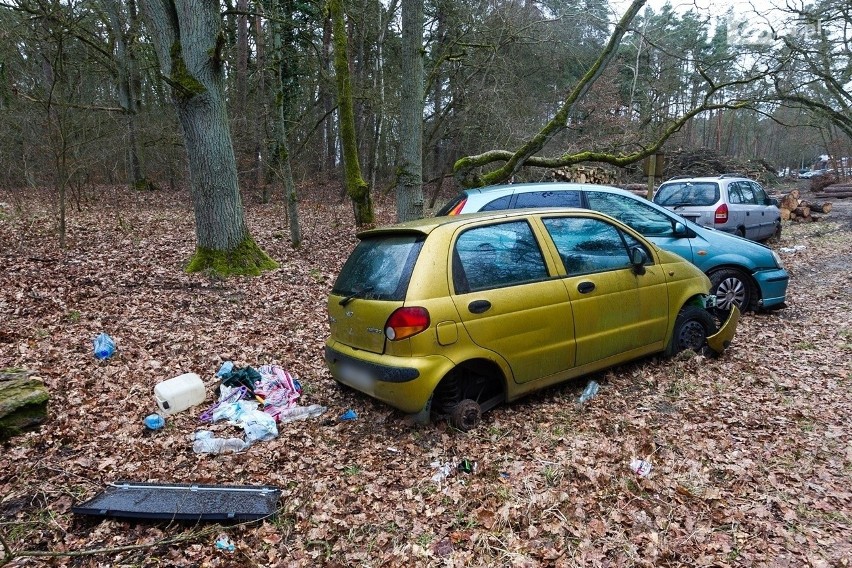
[339,285,375,306]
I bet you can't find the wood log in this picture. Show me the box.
[779,192,800,211]
[793,206,811,217]
[780,207,792,221]
[810,202,832,214]
[815,191,852,198]
[0,373,49,441]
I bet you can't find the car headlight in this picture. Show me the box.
[771,250,784,268]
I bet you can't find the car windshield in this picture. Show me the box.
[654,182,719,207]
[332,234,423,301]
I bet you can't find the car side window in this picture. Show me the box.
[515,191,581,208]
[751,182,768,204]
[728,184,743,204]
[542,217,634,275]
[480,195,513,212]
[453,221,549,293]
[586,191,674,237]
[737,182,756,204]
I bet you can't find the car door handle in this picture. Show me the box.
[468,300,491,314]
[577,281,595,294]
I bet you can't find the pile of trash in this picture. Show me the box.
[190,362,327,454]
[134,358,327,454]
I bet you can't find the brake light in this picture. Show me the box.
[714,203,728,223]
[447,198,467,216]
[385,307,430,340]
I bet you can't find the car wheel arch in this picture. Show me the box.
[431,359,507,415]
[708,266,759,312]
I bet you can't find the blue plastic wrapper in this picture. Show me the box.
[93,333,116,360]
[143,414,165,430]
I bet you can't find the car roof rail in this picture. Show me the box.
[664,175,691,181]
[718,173,743,179]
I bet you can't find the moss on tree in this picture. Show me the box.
[185,237,278,277]
[167,41,206,101]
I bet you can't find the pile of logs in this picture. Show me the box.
[552,166,619,185]
[816,182,852,199]
[778,189,832,222]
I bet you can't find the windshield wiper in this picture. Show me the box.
[339,286,374,306]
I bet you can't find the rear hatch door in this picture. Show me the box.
[328,233,424,354]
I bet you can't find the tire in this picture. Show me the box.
[665,306,716,356]
[448,399,482,432]
[709,268,753,312]
[735,227,746,238]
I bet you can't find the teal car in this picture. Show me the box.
[438,183,788,312]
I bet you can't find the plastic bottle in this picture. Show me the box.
[578,380,599,404]
[93,333,116,360]
[192,430,248,454]
[154,373,206,416]
[277,404,327,424]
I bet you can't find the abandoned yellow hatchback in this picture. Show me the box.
[324,209,738,430]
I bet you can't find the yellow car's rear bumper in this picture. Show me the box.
[706,305,740,354]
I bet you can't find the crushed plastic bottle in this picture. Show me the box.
[93,333,116,360]
[192,430,248,454]
[630,459,653,477]
[276,404,327,424]
[578,380,600,404]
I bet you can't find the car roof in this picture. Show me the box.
[462,181,621,197]
[660,175,749,183]
[358,206,596,238]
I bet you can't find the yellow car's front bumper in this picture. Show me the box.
[706,305,740,354]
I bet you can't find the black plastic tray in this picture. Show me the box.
[71,481,281,521]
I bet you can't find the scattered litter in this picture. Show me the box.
[93,333,115,360]
[630,459,653,477]
[192,430,248,454]
[339,409,358,421]
[499,472,510,480]
[431,460,453,484]
[71,481,281,521]
[578,380,600,404]
[215,534,235,552]
[143,414,165,430]
[457,459,476,474]
[276,404,327,424]
[216,361,234,377]
[386,447,399,453]
[779,245,806,253]
[240,409,278,444]
[154,372,205,416]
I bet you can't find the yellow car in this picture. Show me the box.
[324,209,738,430]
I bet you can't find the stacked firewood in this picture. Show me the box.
[552,166,619,185]
[815,182,852,199]
[778,189,833,222]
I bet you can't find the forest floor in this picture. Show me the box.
[0,180,850,567]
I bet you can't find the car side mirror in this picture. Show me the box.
[673,221,688,236]
[630,246,647,275]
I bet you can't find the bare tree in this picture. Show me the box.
[139,0,276,275]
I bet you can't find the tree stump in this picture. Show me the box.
[0,370,49,441]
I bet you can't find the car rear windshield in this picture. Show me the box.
[654,182,719,207]
[332,234,424,301]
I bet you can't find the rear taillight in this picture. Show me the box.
[385,307,430,340]
[447,198,467,216]
[714,203,728,223]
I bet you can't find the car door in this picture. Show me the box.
[540,215,669,367]
[450,220,576,383]
[732,181,757,238]
[749,182,776,239]
[584,190,695,264]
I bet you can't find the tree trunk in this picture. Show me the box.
[0,374,49,441]
[395,0,424,222]
[139,0,276,276]
[105,0,152,191]
[330,0,373,226]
